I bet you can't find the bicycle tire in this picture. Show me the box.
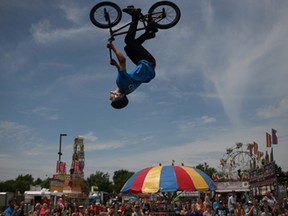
[90,1,122,29]
[148,1,181,29]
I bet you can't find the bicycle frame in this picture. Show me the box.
[107,10,165,42]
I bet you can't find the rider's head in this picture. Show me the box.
[110,93,129,109]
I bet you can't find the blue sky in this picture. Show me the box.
[1,0,288,181]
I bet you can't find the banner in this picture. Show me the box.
[271,128,278,144]
[249,144,253,156]
[253,142,258,154]
[266,132,271,148]
[56,161,66,174]
[50,178,64,192]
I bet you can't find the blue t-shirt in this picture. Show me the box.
[116,60,155,95]
[4,207,19,216]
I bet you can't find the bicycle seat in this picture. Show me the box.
[123,6,141,16]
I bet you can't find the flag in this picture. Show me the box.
[271,128,278,144]
[257,151,261,162]
[270,148,274,162]
[253,142,258,154]
[266,132,271,148]
[249,144,253,156]
[56,161,66,174]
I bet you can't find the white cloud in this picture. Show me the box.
[58,4,87,25]
[32,107,60,120]
[200,115,216,124]
[30,19,92,44]
[256,98,288,119]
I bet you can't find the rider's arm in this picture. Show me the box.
[107,42,126,71]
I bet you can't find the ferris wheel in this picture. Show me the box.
[220,142,256,179]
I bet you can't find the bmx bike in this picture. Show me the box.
[89,1,181,59]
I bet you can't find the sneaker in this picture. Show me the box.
[123,6,141,16]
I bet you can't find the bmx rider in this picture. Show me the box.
[107,6,158,109]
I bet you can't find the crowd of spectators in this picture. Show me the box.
[2,191,288,216]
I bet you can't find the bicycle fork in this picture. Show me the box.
[104,8,113,61]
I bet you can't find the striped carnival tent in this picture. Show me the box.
[121,165,216,194]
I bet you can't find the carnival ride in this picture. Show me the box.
[219,142,258,181]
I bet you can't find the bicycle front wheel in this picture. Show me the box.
[148,1,181,29]
[90,1,122,29]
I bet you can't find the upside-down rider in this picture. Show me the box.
[107,6,158,109]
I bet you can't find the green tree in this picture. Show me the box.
[196,162,217,178]
[85,171,113,194]
[34,178,43,186]
[15,174,34,193]
[0,180,16,192]
[40,178,50,189]
[275,163,288,188]
[113,169,134,193]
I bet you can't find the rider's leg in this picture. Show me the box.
[135,31,156,45]
[124,9,156,67]
[124,42,156,66]
[124,11,140,44]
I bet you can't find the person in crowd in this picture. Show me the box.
[282,197,288,211]
[18,201,25,216]
[203,204,214,216]
[78,205,85,216]
[182,201,191,216]
[88,200,100,216]
[195,198,205,213]
[215,201,229,216]
[240,193,248,205]
[124,202,133,216]
[63,202,70,216]
[105,205,114,216]
[4,199,19,216]
[213,195,221,211]
[228,191,237,215]
[40,203,50,216]
[131,204,143,216]
[71,203,80,216]
[260,200,273,214]
[273,202,285,216]
[118,203,125,214]
[34,203,41,216]
[260,206,272,216]
[203,196,211,208]
[244,201,255,216]
[234,203,244,216]
[53,203,63,216]
[100,206,108,215]
[142,198,151,215]
[185,203,202,216]
[251,199,261,216]
[174,201,183,216]
[262,191,277,209]
[57,198,65,211]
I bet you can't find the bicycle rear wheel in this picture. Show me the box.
[148,1,181,29]
[90,1,122,29]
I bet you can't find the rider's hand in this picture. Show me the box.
[110,59,118,66]
[107,41,113,49]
